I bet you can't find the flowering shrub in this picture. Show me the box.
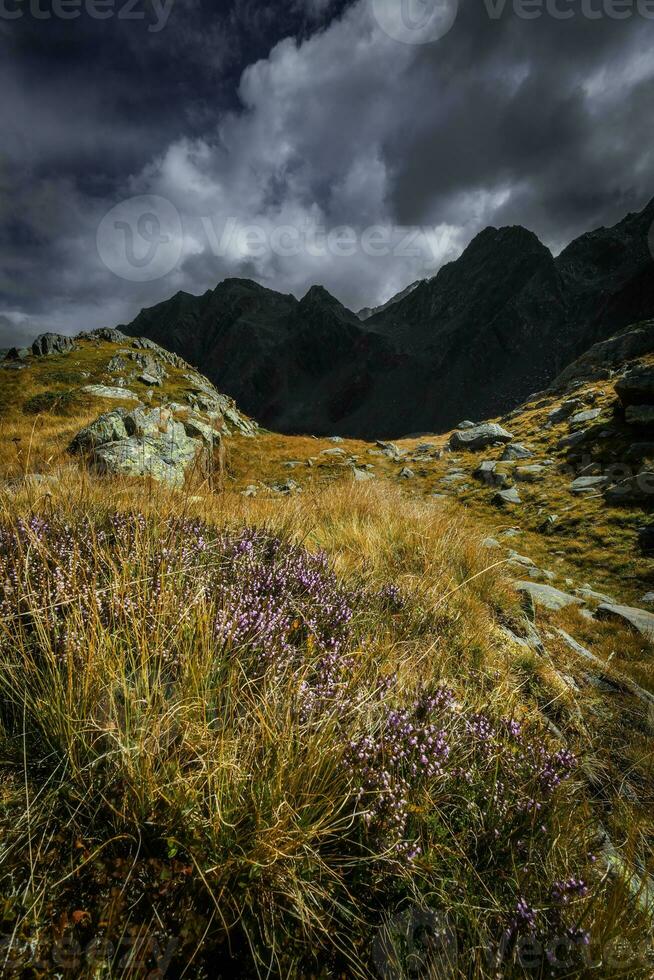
[0,512,603,976]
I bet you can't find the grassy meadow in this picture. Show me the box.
[0,341,652,977]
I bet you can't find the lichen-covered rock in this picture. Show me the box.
[71,406,208,487]
[82,384,140,401]
[32,333,76,357]
[70,411,129,453]
[596,603,654,642]
[449,423,513,451]
[515,582,583,611]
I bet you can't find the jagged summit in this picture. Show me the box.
[120,197,654,439]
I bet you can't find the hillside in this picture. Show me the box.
[121,197,654,439]
[0,324,653,976]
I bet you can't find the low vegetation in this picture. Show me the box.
[0,338,652,977]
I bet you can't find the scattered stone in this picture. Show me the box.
[31,333,76,357]
[501,527,522,538]
[515,581,583,611]
[449,423,513,452]
[376,440,404,460]
[515,464,547,483]
[481,537,501,549]
[641,593,654,604]
[508,551,536,568]
[82,385,140,401]
[456,420,476,429]
[558,429,588,449]
[321,448,346,457]
[537,515,559,535]
[576,586,616,605]
[269,480,301,495]
[328,436,344,443]
[138,372,162,387]
[570,475,608,493]
[500,443,533,461]
[569,408,602,427]
[493,487,521,506]
[399,467,415,480]
[596,603,654,642]
[352,466,375,482]
[547,399,584,425]
[474,460,509,488]
[529,567,556,582]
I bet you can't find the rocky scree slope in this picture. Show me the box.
[121,197,654,438]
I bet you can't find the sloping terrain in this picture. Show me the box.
[0,324,652,976]
[121,197,654,439]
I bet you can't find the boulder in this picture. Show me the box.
[82,385,140,401]
[182,418,218,446]
[625,406,654,428]
[515,581,583,611]
[456,420,476,429]
[500,443,533,461]
[596,603,654,642]
[558,429,588,450]
[376,440,403,460]
[493,487,521,506]
[77,327,126,343]
[615,366,654,407]
[570,475,608,493]
[547,399,584,425]
[449,423,513,452]
[352,466,374,482]
[32,333,76,357]
[71,406,208,487]
[474,460,509,488]
[399,467,415,480]
[93,435,203,487]
[515,464,547,483]
[569,408,602,427]
[537,514,559,535]
[5,347,30,361]
[70,411,129,453]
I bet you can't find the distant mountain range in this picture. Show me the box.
[121,197,654,438]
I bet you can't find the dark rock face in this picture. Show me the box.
[121,198,654,439]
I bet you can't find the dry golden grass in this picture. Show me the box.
[0,342,653,976]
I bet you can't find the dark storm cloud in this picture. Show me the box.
[0,0,652,341]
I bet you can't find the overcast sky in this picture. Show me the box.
[1,0,653,346]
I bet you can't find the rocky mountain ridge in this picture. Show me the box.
[121,197,654,439]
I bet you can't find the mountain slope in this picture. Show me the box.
[121,197,654,438]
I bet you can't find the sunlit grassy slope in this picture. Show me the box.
[0,337,652,977]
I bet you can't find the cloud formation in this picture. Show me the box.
[1,0,652,340]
